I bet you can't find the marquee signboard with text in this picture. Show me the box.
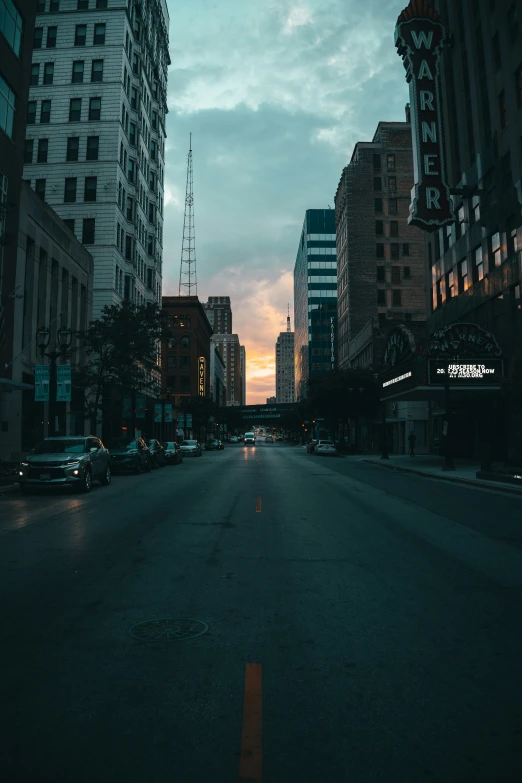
[395,0,453,231]
[198,356,206,396]
[428,360,503,385]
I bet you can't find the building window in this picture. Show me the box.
[66,136,79,161]
[167,356,176,370]
[490,231,501,266]
[37,138,48,163]
[24,139,34,163]
[508,3,519,42]
[1,0,23,56]
[131,87,138,109]
[126,196,133,220]
[374,177,382,191]
[82,218,95,244]
[84,176,97,202]
[35,178,46,200]
[474,245,484,281]
[86,135,99,161]
[492,33,501,71]
[63,219,75,235]
[89,97,101,120]
[377,289,386,306]
[40,99,51,123]
[390,221,399,237]
[389,198,398,215]
[74,24,86,46]
[0,75,15,138]
[30,64,40,86]
[150,140,157,160]
[181,355,190,370]
[69,98,81,121]
[93,23,105,45]
[50,0,59,10]
[72,60,84,83]
[151,110,157,130]
[403,266,411,279]
[375,198,383,213]
[43,62,54,85]
[446,269,455,299]
[387,154,396,171]
[376,243,385,258]
[127,158,135,183]
[37,0,45,10]
[180,377,190,391]
[499,91,507,129]
[392,289,402,307]
[96,0,107,7]
[46,26,57,47]
[129,122,136,146]
[77,0,88,7]
[388,176,397,191]
[391,266,401,284]
[402,243,410,256]
[459,259,469,291]
[91,59,103,82]
[375,220,384,236]
[149,171,156,192]
[33,27,43,48]
[181,336,190,350]
[377,266,385,282]
[372,154,381,171]
[472,195,480,223]
[391,243,400,259]
[64,177,77,202]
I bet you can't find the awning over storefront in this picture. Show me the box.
[0,378,33,391]
[381,384,502,403]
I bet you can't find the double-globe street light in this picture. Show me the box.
[428,337,461,472]
[36,326,73,437]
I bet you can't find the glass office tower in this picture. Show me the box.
[294,209,337,401]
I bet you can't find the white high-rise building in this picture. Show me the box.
[276,313,295,404]
[23,0,169,318]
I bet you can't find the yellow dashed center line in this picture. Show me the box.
[239,663,262,783]
[256,497,262,513]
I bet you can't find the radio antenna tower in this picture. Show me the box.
[179,133,197,296]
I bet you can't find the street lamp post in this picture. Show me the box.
[36,326,73,437]
[429,338,460,472]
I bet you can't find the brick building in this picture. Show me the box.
[161,296,212,405]
[335,119,427,369]
[1,0,36,381]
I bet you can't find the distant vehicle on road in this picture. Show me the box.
[148,439,166,468]
[162,442,183,465]
[244,432,256,446]
[229,436,239,443]
[206,439,224,451]
[265,436,273,443]
[314,440,336,456]
[110,438,152,474]
[180,439,202,457]
[19,436,111,493]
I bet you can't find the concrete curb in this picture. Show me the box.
[362,459,522,497]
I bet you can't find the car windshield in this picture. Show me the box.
[33,439,86,454]
[112,440,140,450]
[162,442,177,449]
[245,433,255,438]
[319,440,334,446]
[182,440,197,446]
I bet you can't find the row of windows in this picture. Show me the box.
[375,220,401,238]
[377,289,403,307]
[372,153,396,172]
[37,0,108,10]
[33,22,106,49]
[375,198,399,215]
[165,355,192,369]
[1,0,22,56]
[31,58,104,86]
[165,316,192,329]
[374,176,397,192]
[306,247,336,256]
[376,243,410,259]
[0,73,15,139]
[377,265,411,283]
[25,134,99,163]
[164,376,192,392]
[307,260,336,270]
[27,96,101,124]
[25,187,96,243]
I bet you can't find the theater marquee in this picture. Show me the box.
[395,0,453,231]
[198,356,206,396]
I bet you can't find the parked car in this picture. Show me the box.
[265,436,273,443]
[244,432,256,446]
[18,436,111,493]
[109,437,152,474]
[180,439,202,457]
[162,441,183,465]
[307,439,318,453]
[205,439,224,451]
[275,435,284,441]
[148,439,166,468]
[229,436,239,443]
[314,439,336,456]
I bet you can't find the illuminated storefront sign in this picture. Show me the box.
[395,1,452,231]
[198,356,206,396]
[383,371,412,388]
[429,360,503,385]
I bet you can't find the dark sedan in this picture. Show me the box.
[109,438,152,474]
[162,442,183,465]
[205,439,224,451]
[148,439,166,468]
[18,436,111,493]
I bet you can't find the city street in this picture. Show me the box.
[1,441,521,783]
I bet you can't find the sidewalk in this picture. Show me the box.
[358,453,522,496]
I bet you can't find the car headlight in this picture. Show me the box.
[126,450,139,455]
[65,461,81,468]
[20,462,28,467]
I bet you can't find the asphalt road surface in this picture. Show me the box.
[1,441,521,783]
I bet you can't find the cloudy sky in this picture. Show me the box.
[163,0,410,404]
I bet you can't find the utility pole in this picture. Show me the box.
[179,133,197,296]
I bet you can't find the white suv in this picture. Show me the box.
[244,432,256,445]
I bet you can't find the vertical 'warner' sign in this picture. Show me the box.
[395,0,453,231]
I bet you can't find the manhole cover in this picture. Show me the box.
[129,618,209,642]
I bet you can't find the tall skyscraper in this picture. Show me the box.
[211,333,243,405]
[23,0,169,317]
[203,296,232,334]
[276,311,294,404]
[335,120,426,369]
[239,344,246,405]
[294,209,337,400]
